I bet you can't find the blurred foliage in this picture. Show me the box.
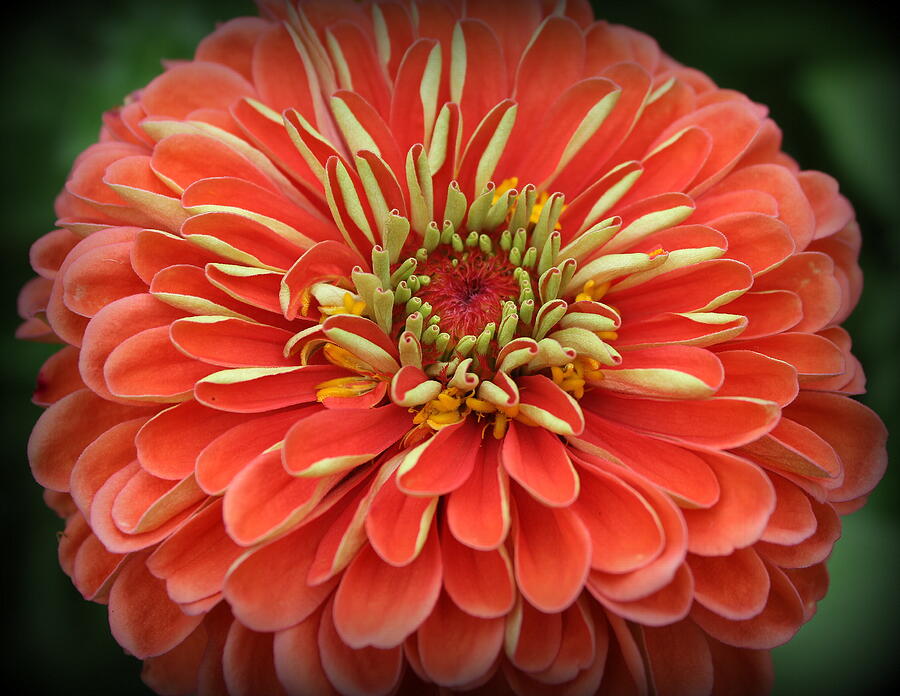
[1,0,896,693]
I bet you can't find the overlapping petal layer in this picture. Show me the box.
[21,1,885,694]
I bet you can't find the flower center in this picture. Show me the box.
[416,248,520,339]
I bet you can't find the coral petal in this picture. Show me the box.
[513,486,591,613]
[333,527,442,649]
[222,622,286,696]
[319,599,403,696]
[571,464,665,573]
[109,552,203,659]
[642,619,714,696]
[284,405,410,477]
[689,547,770,621]
[501,422,579,506]
[441,527,515,619]
[417,592,504,687]
[225,509,337,632]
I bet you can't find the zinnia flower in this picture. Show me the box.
[19,0,888,694]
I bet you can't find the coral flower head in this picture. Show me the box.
[19,0,887,694]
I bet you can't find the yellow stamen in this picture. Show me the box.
[466,397,497,414]
[434,392,462,412]
[428,410,465,426]
[493,412,509,439]
[314,376,377,402]
[319,292,366,318]
[575,279,611,303]
[322,343,374,374]
[597,331,618,341]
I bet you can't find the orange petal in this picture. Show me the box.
[284,405,410,477]
[33,345,85,406]
[441,525,515,619]
[501,422,579,506]
[512,486,591,613]
[572,412,720,508]
[723,290,803,339]
[112,468,204,535]
[181,211,305,271]
[79,293,187,403]
[759,473,817,545]
[682,451,775,556]
[505,595,563,673]
[689,547,770,621]
[784,391,887,503]
[707,636,774,696]
[273,606,338,696]
[570,464,664,573]
[706,163,815,249]
[616,311,747,349]
[108,552,204,658]
[398,420,484,496]
[333,527,442,649]
[736,417,842,482]
[593,563,693,626]
[417,591,504,687]
[224,507,338,632]
[29,228,80,279]
[141,61,256,119]
[131,229,220,285]
[731,332,844,380]
[170,316,296,368]
[581,391,779,449]
[516,374,585,436]
[105,325,217,400]
[222,621,286,696]
[366,471,437,566]
[62,241,146,317]
[147,499,243,605]
[223,450,340,546]
[141,622,207,696]
[319,598,403,696]
[642,619,713,696]
[578,452,687,602]
[691,562,803,649]
[453,19,508,144]
[72,531,126,601]
[757,252,842,333]
[137,400,248,480]
[609,259,753,320]
[29,388,150,492]
[715,213,794,275]
[715,349,798,406]
[529,598,600,686]
[196,407,311,495]
[195,364,349,413]
[755,496,840,568]
[599,344,724,399]
[446,436,510,550]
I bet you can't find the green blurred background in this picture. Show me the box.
[1,0,896,693]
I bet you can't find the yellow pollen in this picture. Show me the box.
[412,387,522,436]
[322,343,374,374]
[319,292,366,319]
[648,247,667,259]
[314,375,377,401]
[553,358,604,399]
[493,412,509,439]
[575,279,611,303]
[597,331,618,341]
